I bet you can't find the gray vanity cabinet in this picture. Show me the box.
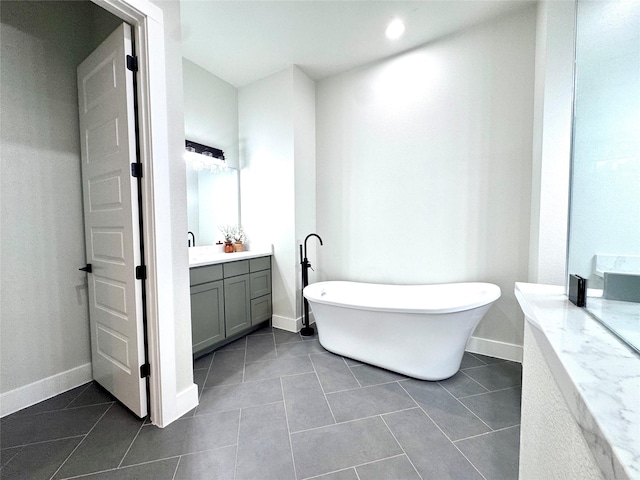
[190,255,271,357]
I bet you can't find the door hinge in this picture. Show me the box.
[126,55,138,72]
[140,363,150,378]
[135,265,147,280]
[131,163,143,178]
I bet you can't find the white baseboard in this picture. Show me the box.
[466,336,523,363]
[154,383,199,428]
[272,313,315,333]
[1,363,93,418]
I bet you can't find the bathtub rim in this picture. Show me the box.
[303,280,501,314]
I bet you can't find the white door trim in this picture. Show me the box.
[91,0,198,427]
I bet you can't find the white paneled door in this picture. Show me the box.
[77,23,147,417]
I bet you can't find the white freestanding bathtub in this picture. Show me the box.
[303,281,501,381]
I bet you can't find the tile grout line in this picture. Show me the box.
[195,399,286,418]
[453,423,521,443]
[242,336,248,383]
[379,416,425,480]
[48,403,115,480]
[314,369,337,425]
[10,401,117,419]
[308,354,338,425]
[233,408,242,480]
[326,379,415,399]
[193,351,216,416]
[279,377,299,480]
[397,382,488,480]
[116,417,147,469]
[1,434,87,450]
[170,455,181,480]
[343,357,363,388]
[457,384,522,400]
[203,350,216,393]
[457,369,491,392]
[57,455,187,479]
[438,382,494,431]
[290,406,420,436]
[62,382,94,410]
[0,445,24,471]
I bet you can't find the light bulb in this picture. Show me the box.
[386,18,405,39]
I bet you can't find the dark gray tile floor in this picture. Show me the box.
[0,326,522,480]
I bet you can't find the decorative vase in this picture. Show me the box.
[224,242,234,253]
[233,242,244,252]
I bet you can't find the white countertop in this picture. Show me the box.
[515,283,640,480]
[188,244,273,267]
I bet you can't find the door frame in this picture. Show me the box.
[92,0,197,427]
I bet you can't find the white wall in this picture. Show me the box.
[293,68,318,316]
[240,68,296,322]
[529,1,575,286]
[239,66,316,328]
[0,1,120,397]
[316,6,536,348]
[567,0,640,287]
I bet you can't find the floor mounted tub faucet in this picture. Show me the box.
[300,233,323,336]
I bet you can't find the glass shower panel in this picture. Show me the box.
[567,0,640,352]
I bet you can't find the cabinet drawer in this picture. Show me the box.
[251,295,272,325]
[223,260,249,278]
[250,256,271,272]
[190,264,223,286]
[250,270,271,298]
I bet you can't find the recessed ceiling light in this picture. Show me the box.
[385,18,405,39]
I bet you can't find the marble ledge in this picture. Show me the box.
[188,244,273,267]
[515,283,640,480]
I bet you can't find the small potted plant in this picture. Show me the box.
[219,225,235,253]
[232,225,245,252]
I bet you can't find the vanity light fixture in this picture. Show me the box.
[385,18,405,39]
[184,139,227,173]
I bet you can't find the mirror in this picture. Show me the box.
[186,166,240,247]
[182,57,240,247]
[567,0,640,352]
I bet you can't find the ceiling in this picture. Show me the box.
[180,1,534,88]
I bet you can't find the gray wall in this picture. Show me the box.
[316,6,537,347]
[0,1,121,394]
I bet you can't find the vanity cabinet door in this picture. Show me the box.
[224,274,251,336]
[190,280,225,354]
